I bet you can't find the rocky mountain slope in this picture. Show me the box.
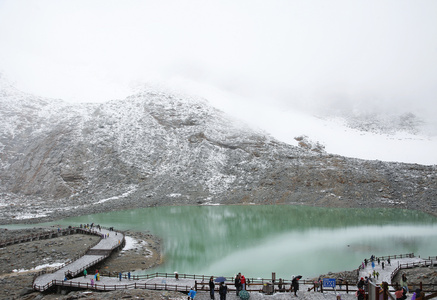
[0,79,436,224]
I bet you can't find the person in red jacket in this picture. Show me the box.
[240,274,246,290]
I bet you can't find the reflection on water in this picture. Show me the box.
[11,205,437,279]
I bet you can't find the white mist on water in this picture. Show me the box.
[199,225,437,279]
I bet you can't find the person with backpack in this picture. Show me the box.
[219,282,227,300]
[356,288,365,300]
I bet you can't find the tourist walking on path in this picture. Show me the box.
[219,282,227,300]
[83,269,87,278]
[209,276,215,299]
[119,272,122,281]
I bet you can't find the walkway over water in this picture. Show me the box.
[33,227,124,292]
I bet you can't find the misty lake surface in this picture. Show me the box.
[10,205,437,279]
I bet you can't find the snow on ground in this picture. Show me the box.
[12,262,65,273]
[121,236,152,257]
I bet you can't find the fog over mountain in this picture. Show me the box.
[1,1,436,165]
[1,78,436,224]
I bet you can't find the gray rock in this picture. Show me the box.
[0,83,436,225]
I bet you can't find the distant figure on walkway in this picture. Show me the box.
[209,276,215,299]
[219,282,227,300]
[234,273,242,296]
[83,269,87,278]
[240,274,246,290]
[128,271,131,280]
[371,261,375,269]
[382,262,385,270]
[291,276,300,297]
[119,272,122,281]
[188,287,197,299]
[387,258,391,265]
[400,273,408,293]
[90,278,94,287]
[357,277,365,289]
[279,278,285,292]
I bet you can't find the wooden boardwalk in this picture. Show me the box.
[33,227,125,291]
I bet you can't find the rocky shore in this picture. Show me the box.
[0,227,165,300]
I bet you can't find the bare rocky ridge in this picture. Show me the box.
[0,79,436,225]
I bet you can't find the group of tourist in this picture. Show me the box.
[205,272,247,300]
[360,255,391,271]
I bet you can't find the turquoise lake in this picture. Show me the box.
[4,205,437,279]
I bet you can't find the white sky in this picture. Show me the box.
[1,0,437,164]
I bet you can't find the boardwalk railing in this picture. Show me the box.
[31,228,103,280]
[390,257,437,281]
[0,227,81,248]
[52,279,193,292]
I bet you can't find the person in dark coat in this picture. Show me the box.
[357,277,365,289]
[219,282,227,300]
[357,288,365,300]
[291,276,299,296]
[234,274,242,296]
[209,276,215,299]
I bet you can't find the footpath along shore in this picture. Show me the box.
[48,257,429,299]
[33,227,125,291]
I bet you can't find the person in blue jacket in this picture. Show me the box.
[188,287,197,299]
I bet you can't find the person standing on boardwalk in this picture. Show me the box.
[209,276,215,299]
[128,271,131,280]
[240,274,246,290]
[119,272,122,281]
[291,276,300,297]
[219,282,227,300]
[188,287,197,299]
[83,269,87,278]
[357,277,365,289]
[400,273,409,293]
[234,273,242,296]
[356,288,365,300]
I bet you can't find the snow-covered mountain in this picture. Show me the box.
[0,78,436,224]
